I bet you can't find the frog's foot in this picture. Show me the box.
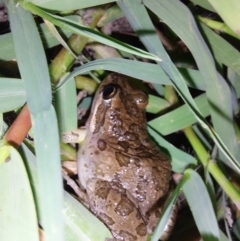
[62,127,87,144]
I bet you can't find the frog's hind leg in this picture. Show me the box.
[86,178,148,241]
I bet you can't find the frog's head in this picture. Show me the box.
[87,73,148,137]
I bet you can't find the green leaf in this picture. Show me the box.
[0,147,39,241]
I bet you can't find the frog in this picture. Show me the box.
[63,73,176,241]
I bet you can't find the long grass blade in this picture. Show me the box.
[7,3,64,241]
[57,58,205,90]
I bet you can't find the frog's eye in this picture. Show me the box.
[102,84,117,100]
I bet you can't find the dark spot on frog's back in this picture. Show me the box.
[129,123,147,137]
[131,157,141,167]
[94,102,110,134]
[115,195,135,216]
[119,230,137,241]
[94,150,100,155]
[119,92,139,117]
[99,212,115,226]
[154,209,161,218]
[117,141,129,152]
[95,180,110,199]
[124,131,137,141]
[115,152,130,167]
[136,223,147,237]
[97,139,107,151]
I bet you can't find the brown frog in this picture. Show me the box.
[64,73,175,241]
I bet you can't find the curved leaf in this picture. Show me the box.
[0,147,39,241]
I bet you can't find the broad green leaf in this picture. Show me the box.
[0,146,39,241]
[7,3,64,241]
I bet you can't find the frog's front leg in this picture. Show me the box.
[62,128,90,206]
[62,127,87,144]
[86,178,148,241]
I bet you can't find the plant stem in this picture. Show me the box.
[184,126,240,209]
[198,16,240,40]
